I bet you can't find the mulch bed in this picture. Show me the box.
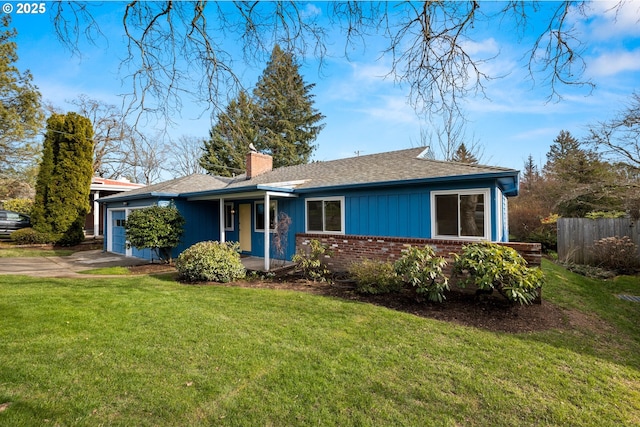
[129,263,573,334]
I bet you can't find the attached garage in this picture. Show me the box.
[109,210,127,255]
[105,208,159,261]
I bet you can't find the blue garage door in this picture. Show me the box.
[112,210,126,254]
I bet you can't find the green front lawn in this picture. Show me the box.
[0,260,638,426]
[0,248,74,257]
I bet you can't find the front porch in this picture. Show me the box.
[240,256,296,273]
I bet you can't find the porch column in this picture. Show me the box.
[219,198,226,243]
[93,191,100,236]
[264,192,270,271]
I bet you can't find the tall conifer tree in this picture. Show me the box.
[32,113,94,244]
[252,45,325,168]
[452,143,478,164]
[201,46,325,175]
[544,130,618,216]
[200,90,257,177]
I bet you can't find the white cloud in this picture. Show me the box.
[355,95,419,125]
[573,1,640,41]
[301,3,322,19]
[462,38,499,56]
[587,48,640,77]
[322,60,396,102]
[351,62,393,84]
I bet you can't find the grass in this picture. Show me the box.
[0,259,638,426]
[79,266,132,275]
[0,248,74,257]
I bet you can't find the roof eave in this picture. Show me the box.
[295,171,520,194]
[98,191,180,203]
[184,185,297,201]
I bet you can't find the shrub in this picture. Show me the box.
[292,239,332,282]
[349,259,402,294]
[452,242,544,305]
[394,245,449,302]
[3,198,33,216]
[590,236,638,273]
[10,228,54,245]
[56,216,86,246]
[585,211,627,219]
[271,212,292,266]
[176,241,246,283]
[125,205,185,263]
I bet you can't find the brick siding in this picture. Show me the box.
[295,233,542,272]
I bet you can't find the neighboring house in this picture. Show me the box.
[87,177,145,236]
[99,147,521,270]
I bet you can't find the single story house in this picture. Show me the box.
[86,177,145,236]
[99,147,522,270]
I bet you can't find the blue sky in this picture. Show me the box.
[9,1,640,177]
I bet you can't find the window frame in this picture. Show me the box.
[254,200,278,232]
[224,202,235,231]
[305,196,345,234]
[431,189,491,240]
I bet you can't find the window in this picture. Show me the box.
[255,200,277,231]
[224,203,234,231]
[306,197,344,233]
[432,190,489,239]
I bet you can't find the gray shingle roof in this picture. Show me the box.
[101,147,518,202]
[223,147,516,190]
[99,174,229,201]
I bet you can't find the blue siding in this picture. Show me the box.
[131,246,154,260]
[174,200,220,256]
[102,175,514,263]
[343,187,431,238]
[250,198,301,261]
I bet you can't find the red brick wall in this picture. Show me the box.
[246,152,273,179]
[295,233,541,272]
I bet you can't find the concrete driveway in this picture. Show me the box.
[0,250,148,278]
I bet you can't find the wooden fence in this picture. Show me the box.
[557,218,640,264]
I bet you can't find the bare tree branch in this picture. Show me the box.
[525,1,594,101]
[587,92,640,171]
[167,135,207,178]
[49,1,624,126]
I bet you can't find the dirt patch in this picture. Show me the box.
[229,280,568,333]
[131,264,570,334]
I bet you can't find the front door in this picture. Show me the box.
[239,204,252,253]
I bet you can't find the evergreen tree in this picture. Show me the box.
[32,113,94,244]
[451,143,478,164]
[252,45,325,168]
[200,91,257,177]
[31,121,55,233]
[0,16,44,186]
[521,154,540,191]
[544,130,603,184]
[544,130,619,217]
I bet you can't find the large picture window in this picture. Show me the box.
[306,197,344,233]
[432,190,490,239]
[255,200,277,231]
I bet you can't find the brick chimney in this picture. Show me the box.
[246,151,273,179]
